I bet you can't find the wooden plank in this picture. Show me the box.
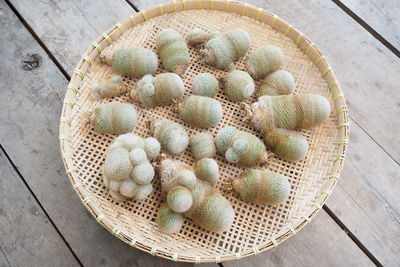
[338,0,400,51]
[7,0,134,74]
[225,212,373,267]
[0,150,79,266]
[0,2,193,266]
[326,123,400,266]
[131,0,400,265]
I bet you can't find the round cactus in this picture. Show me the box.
[233,169,291,205]
[201,28,251,70]
[224,70,255,101]
[264,128,309,161]
[167,186,193,213]
[245,45,284,79]
[151,119,189,155]
[258,70,295,96]
[156,203,185,233]
[193,158,220,186]
[156,29,190,75]
[131,73,185,108]
[178,95,223,128]
[102,47,158,78]
[192,73,219,97]
[190,132,217,160]
[104,147,133,180]
[143,137,161,160]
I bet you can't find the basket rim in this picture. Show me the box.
[59,0,350,263]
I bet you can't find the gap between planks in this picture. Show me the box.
[1,0,389,265]
[4,0,71,80]
[0,145,83,267]
[331,0,400,58]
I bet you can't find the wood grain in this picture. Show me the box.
[7,0,134,74]
[338,0,400,51]
[0,2,192,266]
[0,149,79,266]
[225,212,373,267]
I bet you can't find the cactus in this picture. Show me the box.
[258,70,295,96]
[156,29,190,75]
[157,159,234,233]
[178,95,223,128]
[102,133,160,201]
[264,128,309,161]
[150,119,189,155]
[101,47,158,78]
[245,45,284,79]
[192,73,219,97]
[89,102,137,135]
[130,73,185,108]
[190,132,217,160]
[187,28,217,46]
[224,70,255,101]
[201,28,251,70]
[193,158,220,186]
[92,75,127,100]
[233,169,291,205]
[246,94,331,133]
[215,126,267,167]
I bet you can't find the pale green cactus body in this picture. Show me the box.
[264,128,309,161]
[143,137,161,160]
[151,119,189,155]
[233,169,291,205]
[90,102,137,135]
[201,28,251,70]
[103,47,158,78]
[258,70,295,96]
[215,126,267,167]
[178,95,223,128]
[157,159,234,233]
[190,132,217,160]
[248,94,331,133]
[92,75,127,100]
[187,28,217,46]
[245,45,284,79]
[103,133,159,200]
[156,203,185,234]
[224,70,255,101]
[167,186,193,213]
[131,73,185,108]
[192,73,219,97]
[156,29,190,75]
[193,158,220,186]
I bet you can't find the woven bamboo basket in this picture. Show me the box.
[59,0,349,263]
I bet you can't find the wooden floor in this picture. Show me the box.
[0,0,399,266]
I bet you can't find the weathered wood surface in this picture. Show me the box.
[2,0,399,265]
[0,149,79,266]
[338,0,400,52]
[132,0,400,265]
[7,0,134,74]
[0,1,192,266]
[225,212,373,267]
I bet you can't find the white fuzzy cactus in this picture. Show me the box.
[103,133,161,201]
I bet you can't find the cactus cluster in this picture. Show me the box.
[156,159,232,233]
[103,133,160,201]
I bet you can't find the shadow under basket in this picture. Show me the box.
[59,0,349,263]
